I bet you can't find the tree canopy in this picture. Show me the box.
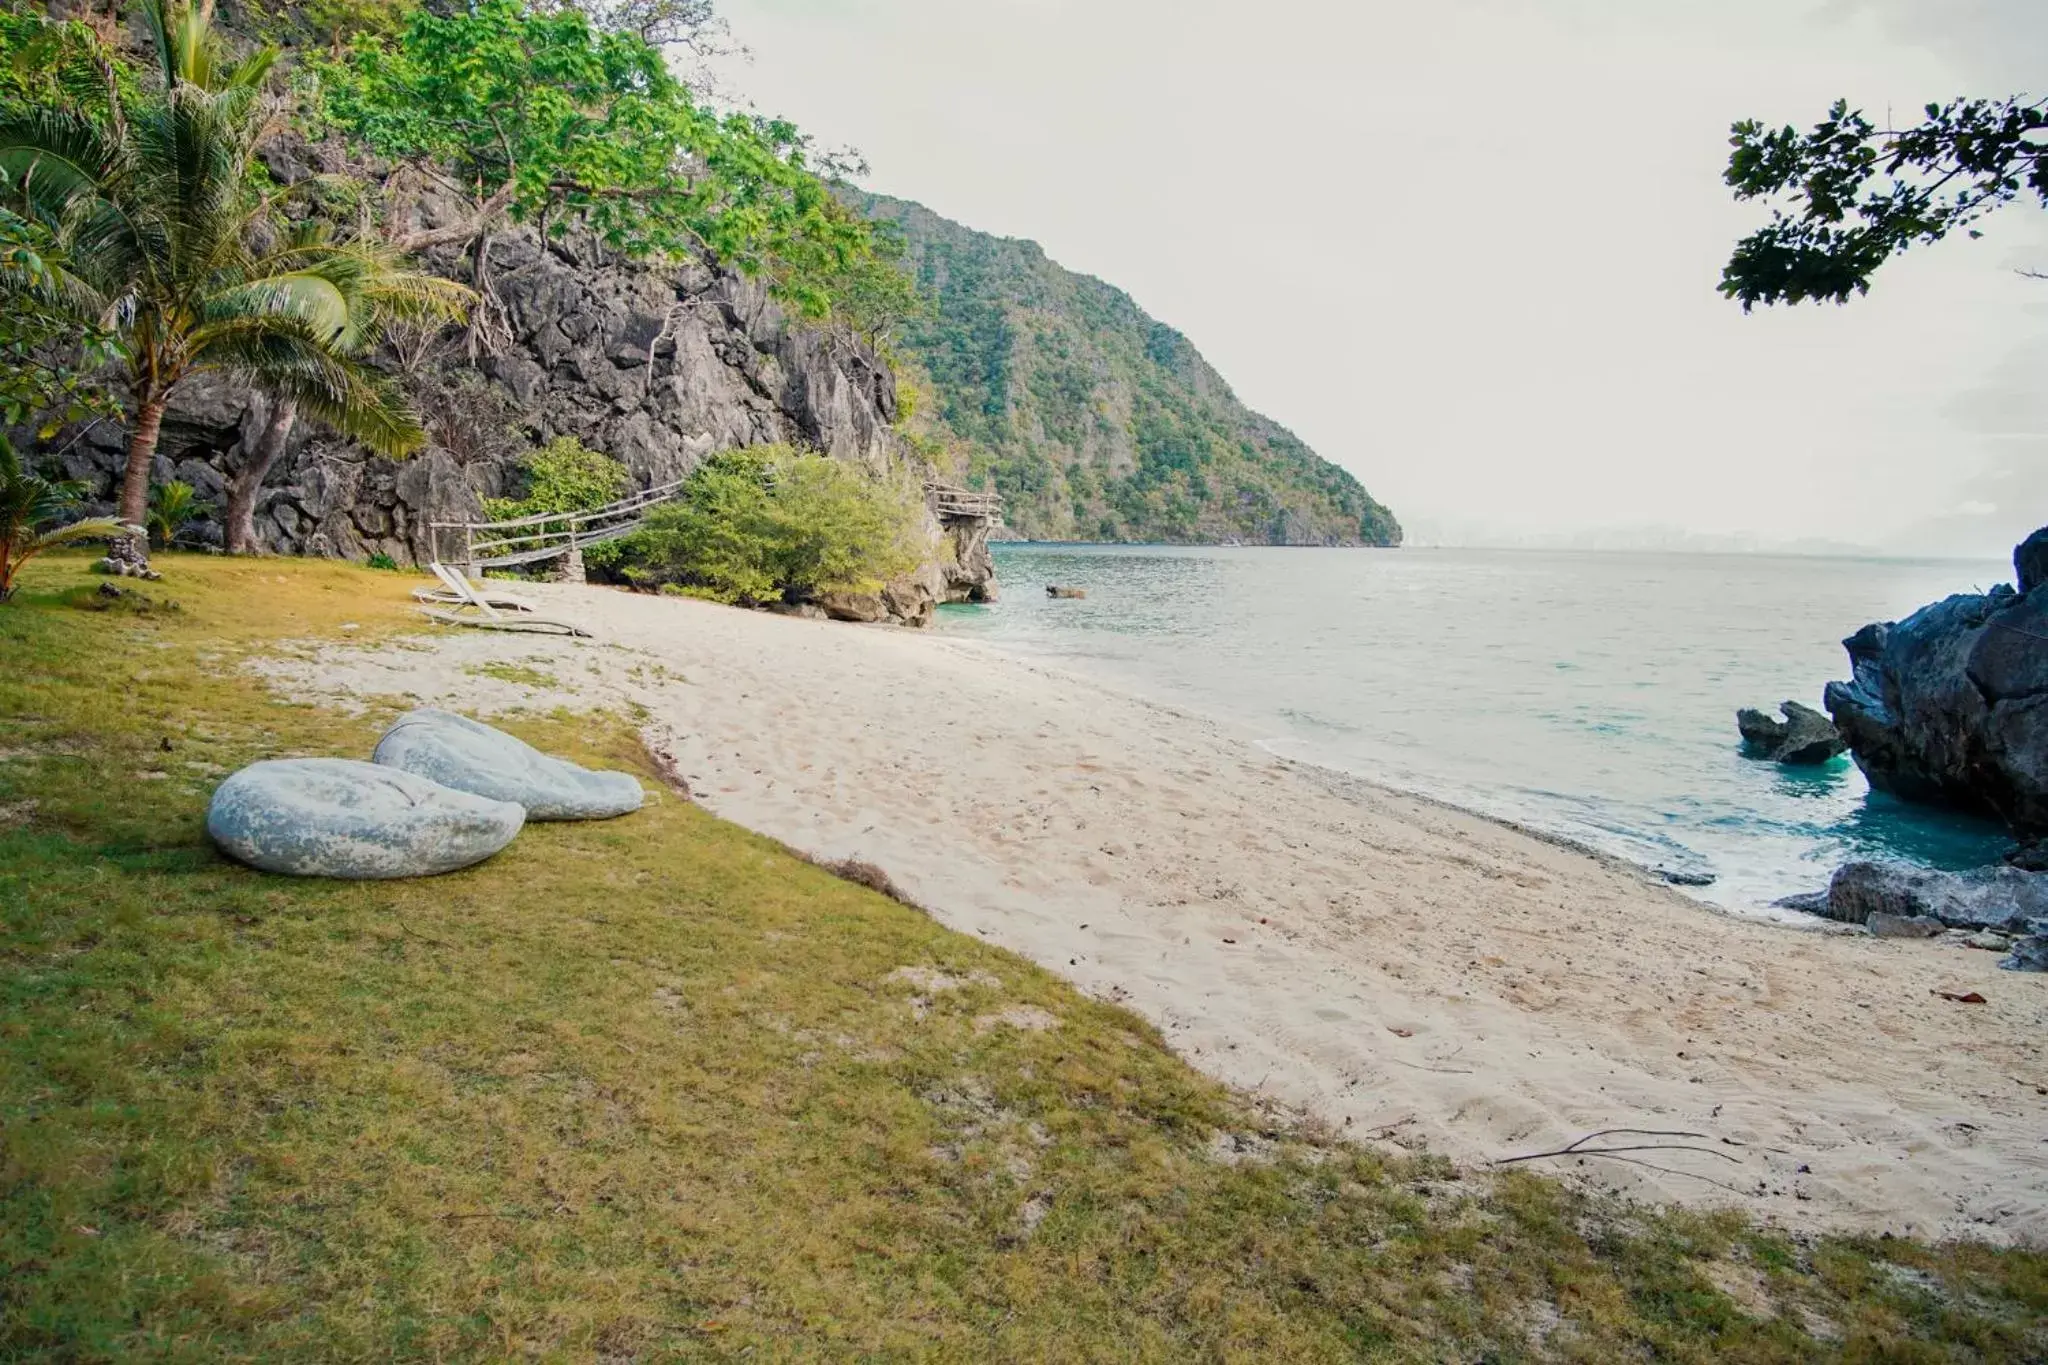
[316,0,875,318]
[1722,95,2048,309]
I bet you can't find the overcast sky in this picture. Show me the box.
[716,0,2046,556]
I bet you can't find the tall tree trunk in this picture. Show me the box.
[226,396,297,555]
[117,394,168,555]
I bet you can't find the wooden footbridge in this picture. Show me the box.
[432,475,1001,578]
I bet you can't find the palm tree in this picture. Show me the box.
[218,228,465,554]
[0,435,121,602]
[0,1,460,560]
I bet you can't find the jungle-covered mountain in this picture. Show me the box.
[851,192,1401,546]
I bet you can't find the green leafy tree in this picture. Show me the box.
[315,0,874,316]
[631,446,924,605]
[1722,95,2048,309]
[0,434,120,601]
[0,1,458,558]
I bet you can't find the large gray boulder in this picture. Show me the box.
[1822,860,2048,934]
[1823,526,2048,835]
[207,758,524,879]
[372,709,643,820]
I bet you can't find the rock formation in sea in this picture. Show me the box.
[48,146,993,626]
[1737,700,1847,764]
[1821,528,2048,837]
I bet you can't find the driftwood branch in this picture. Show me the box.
[1494,1127,1742,1168]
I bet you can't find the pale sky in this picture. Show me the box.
[715,0,2046,557]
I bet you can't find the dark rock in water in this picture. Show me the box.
[1737,700,1846,765]
[1865,911,1945,939]
[2017,526,2048,596]
[1823,860,2048,934]
[1046,585,1088,600]
[1658,868,1717,887]
[1772,890,1830,914]
[1822,527,2048,836]
[1737,707,1787,749]
[2006,839,2048,873]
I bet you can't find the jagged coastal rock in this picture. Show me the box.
[51,145,993,625]
[371,709,643,821]
[1818,860,2048,935]
[1737,700,1846,764]
[207,758,525,879]
[1822,528,2048,836]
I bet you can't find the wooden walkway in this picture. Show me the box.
[433,474,1002,572]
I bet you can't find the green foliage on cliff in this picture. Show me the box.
[629,445,924,604]
[315,0,878,319]
[847,192,1400,546]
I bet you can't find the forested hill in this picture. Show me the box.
[848,192,1401,546]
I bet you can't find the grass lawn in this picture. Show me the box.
[2,552,2043,1361]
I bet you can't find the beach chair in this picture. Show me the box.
[412,561,543,613]
[417,562,592,637]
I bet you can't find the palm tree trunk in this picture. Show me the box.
[117,394,168,552]
[226,396,297,555]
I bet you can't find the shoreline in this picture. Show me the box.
[255,583,2048,1245]
[933,622,1844,926]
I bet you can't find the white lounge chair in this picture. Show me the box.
[417,562,591,637]
[411,562,543,613]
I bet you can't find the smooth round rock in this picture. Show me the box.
[207,758,525,879]
[371,709,643,821]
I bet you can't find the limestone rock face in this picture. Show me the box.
[372,709,643,820]
[1822,860,2048,934]
[1823,528,2048,835]
[48,145,995,624]
[207,758,524,879]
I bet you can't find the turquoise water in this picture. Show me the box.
[935,545,2018,914]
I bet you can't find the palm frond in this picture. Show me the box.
[203,271,356,340]
[190,314,425,457]
[0,106,125,225]
[30,516,123,551]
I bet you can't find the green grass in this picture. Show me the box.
[2,552,2043,1361]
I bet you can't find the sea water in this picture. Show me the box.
[935,544,2018,914]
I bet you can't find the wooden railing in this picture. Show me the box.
[926,483,1004,525]
[434,473,1006,571]
[431,477,688,570]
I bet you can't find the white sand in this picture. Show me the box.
[262,584,2048,1244]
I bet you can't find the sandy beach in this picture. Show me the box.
[259,584,2048,1244]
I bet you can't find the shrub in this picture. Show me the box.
[483,437,630,522]
[482,437,633,570]
[628,446,925,606]
[145,481,204,549]
[366,551,399,571]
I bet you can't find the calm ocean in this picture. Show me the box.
[936,544,2018,915]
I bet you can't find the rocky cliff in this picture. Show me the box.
[1823,529,2048,837]
[848,192,1401,547]
[51,158,991,625]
